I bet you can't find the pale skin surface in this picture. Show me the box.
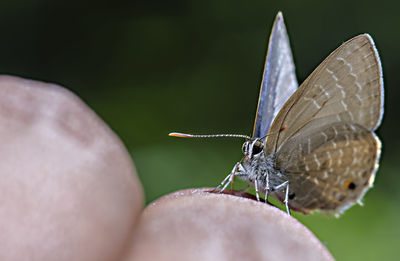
[0,75,334,261]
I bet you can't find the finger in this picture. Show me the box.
[125,188,333,261]
[0,75,144,260]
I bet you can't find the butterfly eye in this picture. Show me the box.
[242,141,248,154]
[252,140,263,155]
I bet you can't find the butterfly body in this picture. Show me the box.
[238,141,284,191]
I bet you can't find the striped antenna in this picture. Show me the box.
[169,132,251,140]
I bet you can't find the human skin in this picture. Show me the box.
[0,76,334,261]
[125,189,334,261]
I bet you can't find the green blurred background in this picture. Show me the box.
[0,0,399,260]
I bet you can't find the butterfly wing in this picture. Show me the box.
[276,123,380,214]
[265,34,383,213]
[252,12,298,138]
[265,34,383,153]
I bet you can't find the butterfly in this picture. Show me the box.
[170,12,383,215]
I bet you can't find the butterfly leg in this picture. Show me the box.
[220,173,234,193]
[213,173,231,192]
[254,179,261,201]
[264,171,270,204]
[273,181,290,215]
[213,162,242,193]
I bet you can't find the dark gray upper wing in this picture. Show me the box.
[252,12,298,138]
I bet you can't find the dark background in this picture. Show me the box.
[1,1,398,260]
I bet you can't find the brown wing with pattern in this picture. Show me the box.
[275,123,380,214]
[265,34,383,213]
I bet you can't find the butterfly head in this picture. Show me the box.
[242,138,264,159]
